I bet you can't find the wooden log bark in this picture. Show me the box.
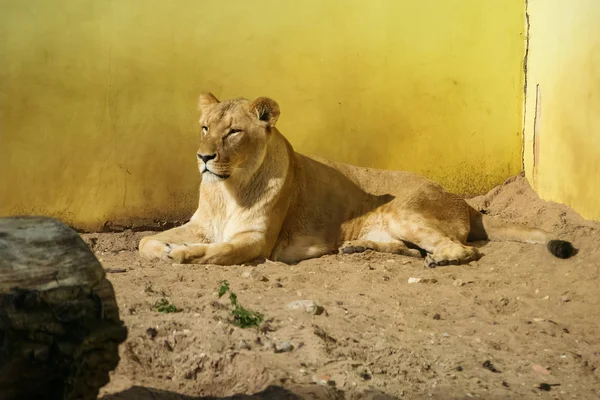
[0,216,128,400]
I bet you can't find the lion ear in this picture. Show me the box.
[249,97,280,127]
[198,92,220,111]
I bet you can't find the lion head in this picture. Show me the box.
[196,93,280,183]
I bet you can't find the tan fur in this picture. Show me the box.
[139,94,564,267]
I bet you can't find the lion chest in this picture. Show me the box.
[195,196,267,243]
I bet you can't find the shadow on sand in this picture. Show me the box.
[100,384,400,400]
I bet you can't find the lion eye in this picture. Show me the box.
[225,129,241,139]
[202,126,208,134]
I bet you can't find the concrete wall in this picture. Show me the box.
[0,0,526,230]
[523,0,600,221]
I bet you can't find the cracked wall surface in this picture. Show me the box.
[523,0,600,221]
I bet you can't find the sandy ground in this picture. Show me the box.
[90,176,600,400]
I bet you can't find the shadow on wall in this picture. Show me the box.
[100,385,400,400]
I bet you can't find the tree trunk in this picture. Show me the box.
[0,216,128,400]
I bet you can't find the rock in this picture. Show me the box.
[358,369,372,380]
[532,364,550,376]
[236,340,251,350]
[312,374,336,386]
[453,279,465,287]
[0,217,127,400]
[262,340,276,351]
[241,269,269,282]
[408,277,438,284]
[287,300,324,315]
[275,341,294,353]
[482,360,500,373]
[432,313,441,320]
[146,327,158,339]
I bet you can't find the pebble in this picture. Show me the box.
[312,374,335,386]
[236,340,251,350]
[482,360,500,373]
[262,340,276,351]
[286,300,324,315]
[453,279,465,287]
[145,327,158,339]
[241,269,269,282]
[275,341,294,353]
[532,364,550,376]
[408,277,438,284]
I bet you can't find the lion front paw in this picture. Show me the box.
[165,243,190,264]
[139,238,171,261]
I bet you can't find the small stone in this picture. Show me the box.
[364,263,375,270]
[358,369,372,380]
[432,313,441,320]
[275,341,294,353]
[299,368,308,376]
[146,327,158,339]
[409,277,438,284]
[236,340,251,350]
[456,366,464,372]
[262,340,275,351]
[538,383,553,391]
[482,360,500,373]
[532,364,550,376]
[453,279,465,287]
[241,269,269,282]
[560,294,571,302]
[287,300,324,315]
[442,333,450,338]
[312,374,335,386]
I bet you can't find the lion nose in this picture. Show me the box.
[197,153,217,164]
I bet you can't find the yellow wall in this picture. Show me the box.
[0,0,525,231]
[523,0,600,221]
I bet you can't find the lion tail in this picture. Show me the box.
[468,207,574,259]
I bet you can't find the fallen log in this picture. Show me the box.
[0,216,128,400]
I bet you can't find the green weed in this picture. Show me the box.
[154,298,178,313]
[218,280,264,328]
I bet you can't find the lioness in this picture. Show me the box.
[139,93,574,267]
